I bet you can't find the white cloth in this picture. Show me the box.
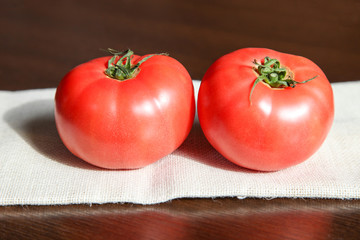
[0,80,359,205]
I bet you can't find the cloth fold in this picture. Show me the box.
[1,80,359,205]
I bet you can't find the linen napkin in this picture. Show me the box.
[0,80,359,205]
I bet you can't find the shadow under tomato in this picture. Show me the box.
[4,99,256,173]
[174,117,257,173]
[4,99,100,170]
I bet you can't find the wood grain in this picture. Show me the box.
[0,0,359,90]
[1,0,360,239]
[1,198,360,240]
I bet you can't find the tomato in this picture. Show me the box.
[198,48,334,171]
[55,49,195,169]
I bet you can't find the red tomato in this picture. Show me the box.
[55,49,195,169]
[198,48,334,171]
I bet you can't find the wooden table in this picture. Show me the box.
[1,0,360,239]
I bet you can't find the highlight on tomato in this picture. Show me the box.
[197,48,334,171]
[55,49,195,169]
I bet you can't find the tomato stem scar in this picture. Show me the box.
[104,48,168,81]
[250,57,318,104]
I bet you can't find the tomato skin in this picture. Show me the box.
[198,48,334,171]
[55,55,195,169]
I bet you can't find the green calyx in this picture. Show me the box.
[250,56,318,103]
[104,48,168,81]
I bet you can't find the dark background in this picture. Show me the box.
[1,0,360,239]
[1,0,359,90]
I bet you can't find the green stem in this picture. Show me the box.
[104,48,168,81]
[250,57,318,104]
[269,72,278,82]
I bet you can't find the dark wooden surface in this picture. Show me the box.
[1,0,360,90]
[1,0,360,239]
[1,198,360,240]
